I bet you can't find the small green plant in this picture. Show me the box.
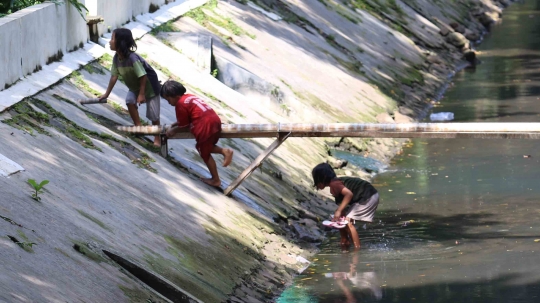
[27,179,49,201]
[8,235,36,252]
[211,69,219,78]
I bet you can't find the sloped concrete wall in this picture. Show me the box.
[0,1,88,90]
[132,0,167,17]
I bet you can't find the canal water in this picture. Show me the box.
[278,1,540,302]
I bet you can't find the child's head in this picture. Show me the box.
[160,80,187,106]
[312,163,337,189]
[110,28,137,58]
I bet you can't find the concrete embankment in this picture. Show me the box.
[0,0,511,302]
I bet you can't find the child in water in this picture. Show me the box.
[161,80,233,187]
[312,163,379,248]
[99,28,162,146]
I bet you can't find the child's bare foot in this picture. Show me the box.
[153,136,161,147]
[201,178,221,187]
[222,149,234,167]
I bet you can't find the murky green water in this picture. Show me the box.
[278,1,540,302]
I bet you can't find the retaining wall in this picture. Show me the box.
[0,0,176,91]
[85,0,171,40]
[0,1,87,90]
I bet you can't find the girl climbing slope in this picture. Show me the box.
[99,28,162,146]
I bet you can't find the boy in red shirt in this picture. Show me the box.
[161,80,233,187]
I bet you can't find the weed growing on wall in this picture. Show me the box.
[27,179,49,201]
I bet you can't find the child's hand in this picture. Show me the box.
[137,94,146,105]
[165,128,175,138]
[98,94,108,101]
[333,210,342,221]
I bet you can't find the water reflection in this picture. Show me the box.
[323,252,382,303]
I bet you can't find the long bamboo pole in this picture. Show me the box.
[116,122,540,195]
[116,123,540,139]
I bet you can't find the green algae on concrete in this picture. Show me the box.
[142,222,268,303]
[72,241,108,263]
[98,53,113,70]
[77,209,113,232]
[1,102,52,136]
[69,71,103,97]
[118,284,165,303]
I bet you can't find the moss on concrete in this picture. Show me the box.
[69,71,102,97]
[1,102,53,136]
[77,209,112,232]
[98,53,114,70]
[118,284,163,303]
[72,241,108,263]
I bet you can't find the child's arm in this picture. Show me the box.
[99,75,118,100]
[334,187,354,220]
[137,75,148,105]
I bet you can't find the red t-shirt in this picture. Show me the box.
[175,94,221,142]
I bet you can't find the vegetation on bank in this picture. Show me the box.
[0,0,87,18]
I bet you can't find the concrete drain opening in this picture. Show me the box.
[102,250,202,303]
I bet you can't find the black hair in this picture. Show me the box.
[160,80,187,98]
[312,163,336,187]
[113,28,137,58]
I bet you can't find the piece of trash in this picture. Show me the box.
[362,224,367,230]
[296,256,310,264]
[388,189,393,192]
[534,239,540,242]
[430,112,454,121]
[524,155,532,158]
[406,192,416,195]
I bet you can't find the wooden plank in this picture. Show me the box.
[223,132,291,196]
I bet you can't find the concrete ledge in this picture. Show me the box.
[0,42,105,113]
[0,153,25,177]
